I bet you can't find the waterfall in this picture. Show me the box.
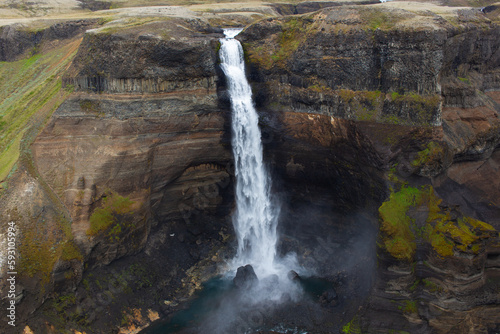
[219,28,280,278]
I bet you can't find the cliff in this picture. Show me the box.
[239,4,500,333]
[0,2,499,334]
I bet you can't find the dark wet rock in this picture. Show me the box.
[233,265,259,289]
[288,270,300,282]
[319,288,338,306]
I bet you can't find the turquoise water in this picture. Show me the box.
[298,276,334,299]
[141,277,233,334]
[140,275,333,334]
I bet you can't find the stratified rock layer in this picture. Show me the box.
[239,5,500,333]
[1,4,498,334]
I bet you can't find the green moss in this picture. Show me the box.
[379,186,422,261]
[18,228,58,283]
[458,77,470,85]
[335,89,383,121]
[411,141,445,168]
[273,17,308,65]
[342,316,362,334]
[53,293,76,313]
[61,241,84,261]
[422,278,441,293]
[421,189,496,257]
[385,91,441,125]
[426,229,454,256]
[246,16,313,69]
[403,300,417,314]
[391,91,401,100]
[87,192,135,238]
[464,216,496,232]
[338,89,357,102]
[79,99,102,116]
[409,279,420,291]
[378,184,495,260]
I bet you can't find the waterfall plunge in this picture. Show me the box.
[219,29,303,296]
[219,28,280,278]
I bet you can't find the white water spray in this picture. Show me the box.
[219,28,281,278]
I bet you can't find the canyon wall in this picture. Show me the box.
[0,4,499,333]
[239,5,500,333]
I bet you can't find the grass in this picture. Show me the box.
[380,182,497,260]
[340,89,383,121]
[4,39,84,291]
[61,241,84,261]
[0,39,81,183]
[422,278,441,293]
[425,204,496,256]
[272,17,308,65]
[44,261,155,331]
[458,77,470,85]
[385,92,441,125]
[359,8,403,31]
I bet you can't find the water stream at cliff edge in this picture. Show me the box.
[220,29,301,285]
[220,28,279,276]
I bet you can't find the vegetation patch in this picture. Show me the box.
[422,278,442,293]
[424,194,496,257]
[79,99,103,116]
[458,77,470,85]
[342,316,362,334]
[411,141,445,169]
[43,262,155,331]
[359,8,404,31]
[245,16,313,70]
[379,185,421,261]
[402,300,417,314]
[384,92,441,125]
[0,40,80,182]
[379,182,497,260]
[339,89,383,121]
[272,17,310,65]
[17,212,77,290]
[61,240,84,261]
[87,192,135,241]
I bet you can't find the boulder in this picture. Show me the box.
[233,265,258,289]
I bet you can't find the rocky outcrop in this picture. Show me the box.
[0,20,99,61]
[271,0,378,16]
[63,19,222,93]
[239,6,500,163]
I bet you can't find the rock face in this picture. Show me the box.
[3,17,234,334]
[1,4,499,334]
[239,5,500,334]
[0,20,99,61]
